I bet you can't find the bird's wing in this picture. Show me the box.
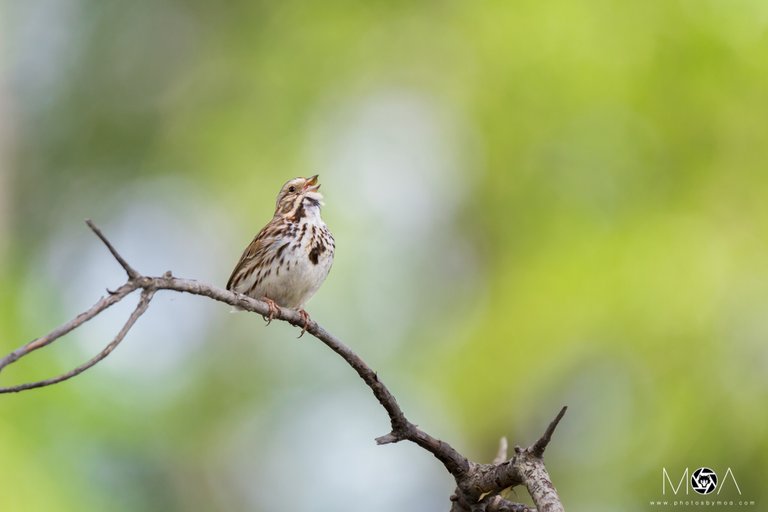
[226,223,281,291]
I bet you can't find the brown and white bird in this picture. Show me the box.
[226,175,335,332]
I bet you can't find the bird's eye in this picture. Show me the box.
[288,186,296,192]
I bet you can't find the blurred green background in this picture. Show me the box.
[1,1,767,510]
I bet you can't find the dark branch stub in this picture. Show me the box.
[531,406,568,458]
[0,220,567,511]
[85,218,141,280]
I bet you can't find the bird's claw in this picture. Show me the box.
[261,297,280,325]
[297,309,311,338]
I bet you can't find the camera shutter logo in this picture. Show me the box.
[662,467,742,496]
[691,467,718,495]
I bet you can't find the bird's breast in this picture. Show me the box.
[260,218,333,308]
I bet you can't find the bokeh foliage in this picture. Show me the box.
[2,1,767,510]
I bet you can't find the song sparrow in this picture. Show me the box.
[226,175,335,334]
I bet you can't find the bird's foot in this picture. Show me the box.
[297,309,311,338]
[261,297,280,325]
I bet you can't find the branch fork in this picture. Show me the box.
[0,220,567,511]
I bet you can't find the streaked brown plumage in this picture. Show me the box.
[227,175,334,329]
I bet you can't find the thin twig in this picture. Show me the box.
[0,289,154,393]
[0,281,139,373]
[85,218,140,279]
[530,406,567,458]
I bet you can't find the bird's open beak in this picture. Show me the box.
[304,174,320,191]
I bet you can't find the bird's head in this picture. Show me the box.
[275,175,324,218]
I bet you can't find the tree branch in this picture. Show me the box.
[0,281,139,373]
[0,220,567,511]
[85,218,140,279]
[0,289,154,393]
[531,406,567,458]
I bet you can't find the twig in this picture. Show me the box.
[463,407,567,512]
[0,289,154,393]
[0,281,139,373]
[85,218,140,279]
[493,437,509,465]
[0,220,566,511]
[531,406,567,458]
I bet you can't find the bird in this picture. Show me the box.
[226,175,335,335]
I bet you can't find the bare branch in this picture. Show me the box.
[309,319,470,477]
[86,218,141,279]
[0,289,154,393]
[531,406,567,458]
[0,281,139,373]
[0,222,566,511]
[463,407,567,512]
[520,455,562,512]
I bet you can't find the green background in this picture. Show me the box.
[1,1,766,510]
